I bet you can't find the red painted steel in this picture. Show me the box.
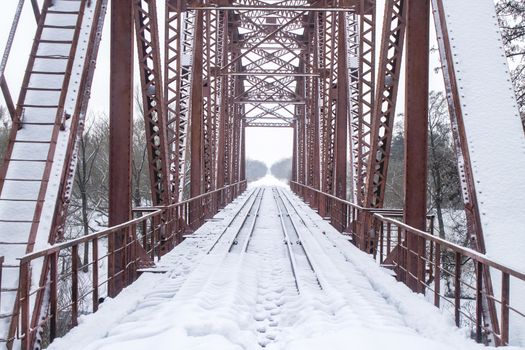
[403,0,429,294]
[133,0,171,206]
[365,0,406,209]
[108,0,134,297]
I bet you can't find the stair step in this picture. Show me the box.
[19,104,59,108]
[39,40,73,45]
[24,87,62,92]
[19,121,59,126]
[13,140,51,144]
[0,220,35,223]
[33,54,69,60]
[30,71,65,75]
[2,179,44,182]
[6,159,48,162]
[42,24,77,30]
[47,10,80,15]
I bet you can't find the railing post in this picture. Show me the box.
[501,272,510,345]
[92,237,99,312]
[71,245,79,327]
[434,242,441,307]
[20,261,30,350]
[150,215,157,260]
[49,252,58,342]
[475,261,483,343]
[454,252,461,327]
[397,226,405,283]
[386,222,391,256]
[379,219,384,263]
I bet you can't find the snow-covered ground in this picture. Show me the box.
[47,186,510,350]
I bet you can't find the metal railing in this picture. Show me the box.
[12,180,246,349]
[291,181,525,346]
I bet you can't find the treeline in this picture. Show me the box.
[270,158,292,180]
[246,159,267,182]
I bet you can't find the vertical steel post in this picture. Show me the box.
[404,0,429,293]
[240,120,246,182]
[292,120,298,182]
[335,12,348,201]
[365,0,406,209]
[216,11,229,193]
[108,0,133,297]
[189,11,204,226]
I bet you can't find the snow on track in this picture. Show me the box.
[49,187,495,350]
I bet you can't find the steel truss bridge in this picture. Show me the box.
[0,0,523,348]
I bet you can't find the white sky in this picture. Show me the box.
[0,0,450,167]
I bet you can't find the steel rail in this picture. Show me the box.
[273,188,323,293]
[272,188,301,293]
[275,188,324,289]
[205,187,260,254]
[229,188,265,253]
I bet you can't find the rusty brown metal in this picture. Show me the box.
[216,10,230,193]
[365,0,406,209]
[133,0,171,206]
[189,11,204,224]
[403,0,429,294]
[165,4,196,202]
[351,0,375,206]
[335,12,348,201]
[108,0,134,297]
[0,77,15,121]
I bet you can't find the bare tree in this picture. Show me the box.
[427,91,461,239]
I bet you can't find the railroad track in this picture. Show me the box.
[205,187,262,254]
[229,188,265,253]
[272,188,323,294]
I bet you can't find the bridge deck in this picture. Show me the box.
[48,186,484,350]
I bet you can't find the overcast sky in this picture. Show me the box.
[0,0,447,167]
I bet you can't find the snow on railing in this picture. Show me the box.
[9,180,246,349]
[291,181,525,347]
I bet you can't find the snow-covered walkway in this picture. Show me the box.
[49,186,494,350]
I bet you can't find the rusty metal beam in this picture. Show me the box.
[403,0,429,294]
[365,0,406,209]
[0,77,15,121]
[133,0,170,206]
[108,0,133,297]
[334,12,348,201]
[190,11,204,201]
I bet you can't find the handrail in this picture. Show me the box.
[291,180,525,281]
[374,214,525,281]
[169,180,247,208]
[20,180,247,263]
[11,179,247,349]
[290,181,364,210]
[291,180,525,346]
[19,210,162,263]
